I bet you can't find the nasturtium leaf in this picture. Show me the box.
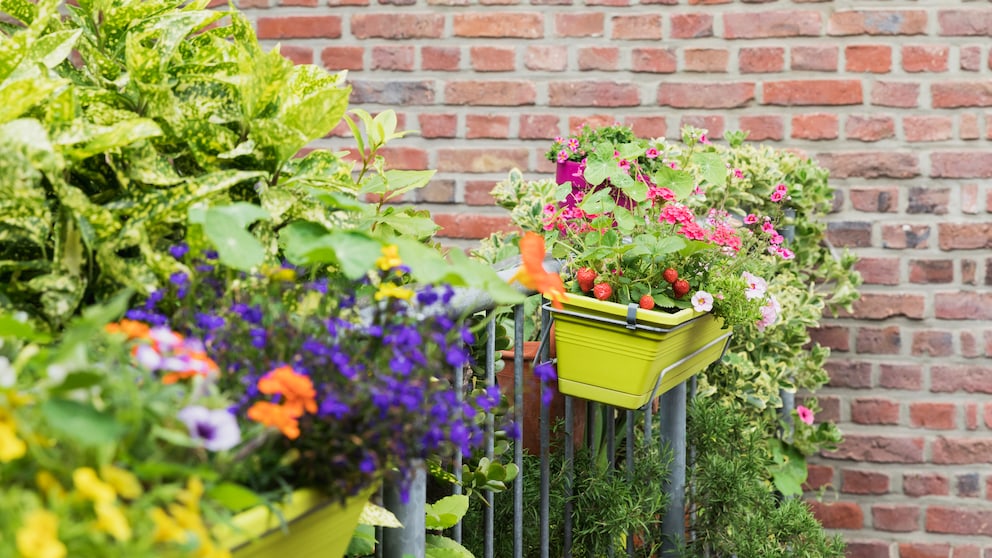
[206,482,265,513]
[41,399,125,447]
[650,166,694,201]
[692,152,728,188]
[346,524,377,556]
[425,536,474,558]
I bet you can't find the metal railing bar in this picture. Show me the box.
[539,305,552,558]
[513,304,525,558]
[626,411,635,557]
[484,315,496,558]
[606,405,616,558]
[453,339,464,544]
[659,382,687,558]
[564,395,575,558]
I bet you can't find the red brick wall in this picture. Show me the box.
[245,1,992,554]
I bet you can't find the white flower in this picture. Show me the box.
[177,406,241,452]
[691,290,714,312]
[0,357,14,388]
[742,271,767,300]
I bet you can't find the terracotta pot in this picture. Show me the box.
[496,340,586,455]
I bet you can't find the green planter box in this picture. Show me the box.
[548,294,732,410]
[215,487,374,558]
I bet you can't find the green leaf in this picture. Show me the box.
[281,64,350,144]
[41,399,125,447]
[691,152,727,188]
[424,495,470,530]
[650,166,694,201]
[425,535,474,558]
[50,371,104,391]
[64,119,163,160]
[346,524,377,556]
[360,169,436,198]
[358,502,403,528]
[279,222,381,279]
[578,188,615,215]
[206,482,265,513]
[0,314,51,342]
[374,210,441,240]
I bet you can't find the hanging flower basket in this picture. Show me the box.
[546,293,732,410]
[216,486,375,558]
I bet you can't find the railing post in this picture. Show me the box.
[659,381,686,557]
[383,462,426,558]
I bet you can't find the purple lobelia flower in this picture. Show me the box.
[177,406,241,452]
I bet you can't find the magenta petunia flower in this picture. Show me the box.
[796,405,814,425]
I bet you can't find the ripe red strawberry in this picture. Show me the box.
[593,283,612,301]
[672,279,690,299]
[662,268,679,284]
[576,267,598,292]
[638,294,655,310]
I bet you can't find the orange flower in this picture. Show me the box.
[509,232,566,309]
[105,320,150,340]
[246,401,302,440]
[257,366,317,415]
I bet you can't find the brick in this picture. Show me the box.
[850,187,897,213]
[852,397,900,425]
[671,13,713,39]
[679,115,723,139]
[856,257,900,285]
[436,148,529,173]
[845,45,892,73]
[825,360,870,387]
[322,46,363,71]
[376,146,428,170]
[550,82,639,107]
[881,224,930,249]
[810,325,851,352]
[909,259,953,284]
[739,47,784,73]
[351,80,435,105]
[805,464,834,491]
[907,186,950,215]
[371,45,415,71]
[817,395,841,423]
[453,13,543,38]
[957,473,980,497]
[842,470,889,495]
[926,506,992,536]
[932,152,992,178]
[938,9,992,36]
[826,221,872,248]
[824,434,924,463]
[567,114,615,133]
[445,81,536,106]
[955,545,982,558]
[555,12,603,37]
[879,363,922,390]
[684,49,728,72]
[421,47,460,71]
[432,213,515,240]
[815,152,919,179]
[846,541,892,558]
[933,438,992,465]
[418,180,455,204]
[962,45,983,71]
[791,46,837,72]
[737,115,783,141]
[257,15,341,39]
[466,115,510,139]
[624,116,667,139]
[417,114,457,139]
[463,181,496,206]
[871,81,920,108]
[903,45,949,73]
[279,45,313,65]
[899,543,951,558]
[631,48,678,73]
[658,82,754,109]
[848,293,924,320]
[764,80,862,106]
[910,402,957,429]
[845,115,895,142]
[961,114,980,140]
[932,364,992,392]
[723,11,822,39]
[578,47,619,71]
[470,46,515,72]
[933,82,992,108]
[351,14,443,39]
[905,116,953,142]
[828,10,928,36]
[856,326,901,354]
[905,473,950,497]
[611,14,662,40]
[525,45,567,72]
[873,504,920,532]
[939,224,992,250]
[805,500,863,530]
[519,114,560,140]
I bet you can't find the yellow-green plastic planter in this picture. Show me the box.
[215,486,375,558]
[548,294,732,410]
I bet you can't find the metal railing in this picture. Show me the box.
[379,294,694,558]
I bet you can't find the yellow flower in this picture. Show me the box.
[72,467,115,503]
[375,244,403,271]
[374,283,413,301]
[94,501,132,542]
[150,507,186,544]
[262,264,296,282]
[100,465,142,500]
[0,421,26,462]
[176,476,204,511]
[35,471,65,500]
[15,509,66,558]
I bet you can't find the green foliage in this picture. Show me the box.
[685,398,845,558]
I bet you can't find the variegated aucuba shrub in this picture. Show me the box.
[1,0,445,331]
